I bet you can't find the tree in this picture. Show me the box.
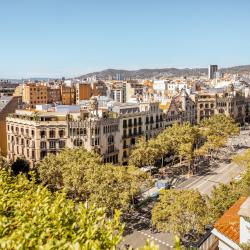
[38,148,102,198]
[152,189,209,241]
[208,182,246,222]
[233,149,250,169]
[129,137,159,168]
[160,123,200,174]
[199,115,240,158]
[85,164,150,212]
[38,148,151,212]
[0,170,124,249]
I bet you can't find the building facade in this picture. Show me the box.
[22,83,48,108]
[208,65,218,79]
[7,110,68,166]
[60,84,75,105]
[0,96,22,156]
[6,100,166,166]
[196,89,246,124]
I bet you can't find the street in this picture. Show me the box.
[122,130,250,250]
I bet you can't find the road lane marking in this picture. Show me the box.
[201,164,241,194]
[139,231,172,248]
[191,162,234,190]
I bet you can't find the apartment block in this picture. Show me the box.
[60,84,75,105]
[196,89,246,124]
[7,110,68,166]
[6,99,166,166]
[75,83,94,104]
[22,83,48,108]
[47,86,61,104]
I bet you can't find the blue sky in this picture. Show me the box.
[1,0,250,78]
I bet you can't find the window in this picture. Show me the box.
[200,104,203,108]
[40,130,46,138]
[205,104,209,109]
[131,138,136,145]
[40,151,47,160]
[133,127,137,135]
[59,129,65,138]
[128,119,132,127]
[95,138,99,146]
[129,128,132,136]
[40,141,46,149]
[123,130,127,137]
[108,145,114,154]
[49,130,55,138]
[139,117,142,125]
[123,151,127,158]
[49,140,56,149]
[59,140,65,149]
[139,127,142,134]
[32,150,35,159]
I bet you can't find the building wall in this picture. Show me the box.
[6,115,68,167]
[23,84,48,108]
[76,83,93,104]
[0,96,22,156]
[196,92,246,124]
[218,240,234,250]
[240,216,250,244]
[61,85,75,105]
[47,87,61,103]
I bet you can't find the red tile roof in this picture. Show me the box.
[214,197,247,243]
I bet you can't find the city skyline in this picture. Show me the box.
[1,0,250,78]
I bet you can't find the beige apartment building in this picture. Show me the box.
[7,110,68,166]
[196,89,246,124]
[6,100,166,166]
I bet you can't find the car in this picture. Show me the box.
[234,175,242,181]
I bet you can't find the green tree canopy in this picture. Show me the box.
[38,148,150,212]
[128,137,159,168]
[0,170,123,250]
[199,114,240,155]
[152,189,210,240]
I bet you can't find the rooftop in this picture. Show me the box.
[214,197,247,244]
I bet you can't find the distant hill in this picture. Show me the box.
[77,65,250,80]
[77,68,207,80]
